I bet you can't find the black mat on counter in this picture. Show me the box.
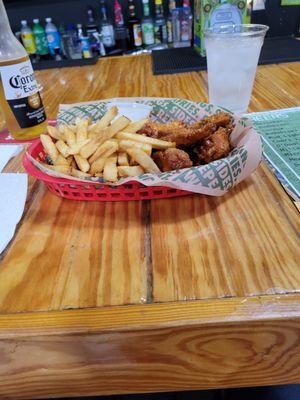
[32,56,98,71]
[152,37,300,75]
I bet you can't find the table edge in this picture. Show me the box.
[0,293,300,338]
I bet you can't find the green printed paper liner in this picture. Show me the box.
[29,98,262,196]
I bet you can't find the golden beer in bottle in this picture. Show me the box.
[0,0,47,140]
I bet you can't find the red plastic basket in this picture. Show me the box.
[23,140,192,201]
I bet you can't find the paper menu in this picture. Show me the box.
[247,107,300,200]
[0,173,28,254]
[0,144,22,172]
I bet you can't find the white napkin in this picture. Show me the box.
[0,173,28,254]
[0,145,22,172]
[108,101,152,122]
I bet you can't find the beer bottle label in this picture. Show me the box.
[0,59,46,128]
[133,24,142,47]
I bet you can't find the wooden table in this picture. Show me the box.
[0,55,300,400]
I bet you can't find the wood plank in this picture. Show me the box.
[36,55,148,118]
[0,188,146,312]
[145,59,300,302]
[0,293,299,335]
[0,56,150,313]
[151,163,300,302]
[0,295,300,399]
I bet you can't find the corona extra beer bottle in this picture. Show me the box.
[0,0,47,140]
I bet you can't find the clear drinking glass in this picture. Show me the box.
[205,24,269,114]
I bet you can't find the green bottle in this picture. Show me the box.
[33,18,49,56]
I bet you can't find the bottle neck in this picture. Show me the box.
[143,2,150,18]
[169,0,176,13]
[129,0,136,18]
[101,7,108,21]
[87,10,95,23]
[0,0,26,61]
[114,0,124,26]
[0,1,14,35]
[155,4,163,17]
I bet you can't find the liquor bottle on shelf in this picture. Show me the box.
[32,19,49,59]
[114,0,128,53]
[167,0,176,45]
[20,20,37,55]
[45,17,61,56]
[86,6,100,55]
[128,0,143,50]
[114,0,124,28]
[141,0,155,48]
[154,0,167,45]
[80,37,92,59]
[0,0,47,140]
[100,0,116,49]
[76,23,84,40]
[180,5,193,46]
[65,23,82,59]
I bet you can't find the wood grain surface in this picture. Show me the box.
[1,55,299,312]
[0,295,300,399]
[0,55,300,398]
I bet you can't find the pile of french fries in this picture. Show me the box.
[39,106,175,182]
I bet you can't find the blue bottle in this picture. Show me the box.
[45,17,61,55]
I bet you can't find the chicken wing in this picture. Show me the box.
[139,112,233,147]
[140,121,217,146]
[192,127,232,164]
[153,148,193,172]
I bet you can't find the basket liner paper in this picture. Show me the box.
[29,97,262,196]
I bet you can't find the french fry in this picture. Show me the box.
[118,139,152,156]
[79,138,100,159]
[71,158,77,169]
[88,123,99,136]
[94,172,103,178]
[66,155,73,165]
[67,124,77,133]
[117,152,129,166]
[98,116,130,146]
[103,156,118,182]
[90,156,107,175]
[71,168,91,179]
[118,166,144,177]
[76,118,88,142]
[74,154,90,173]
[62,125,76,146]
[96,106,118,129]
[54,154,69,166]
[47,125,61,140]
[124,118,148,133]
[68,139,90,155]
[116,131,175,149]
[127,148,160,173]
[40,134,59,162]
[88,140,117,164]
[56,139,70,158]
[41,163,71,175]
[129,158,138,166]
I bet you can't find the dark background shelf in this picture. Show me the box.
[152,37,300,75]
[3,0,300,38]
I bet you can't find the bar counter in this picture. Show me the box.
[0,54,300,399]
